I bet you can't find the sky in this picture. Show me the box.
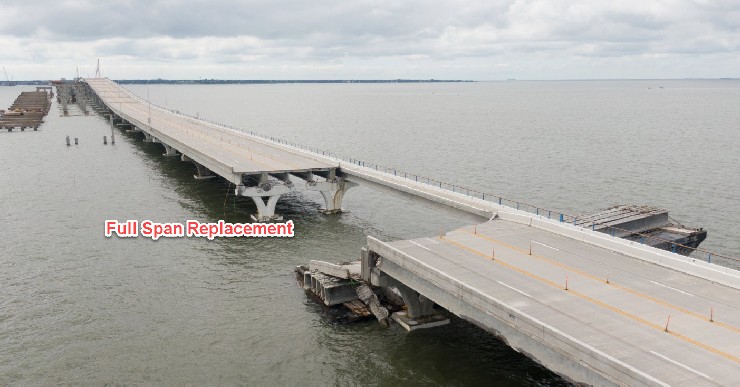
[0,0,738,80]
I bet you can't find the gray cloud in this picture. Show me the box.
[0,0,738,79]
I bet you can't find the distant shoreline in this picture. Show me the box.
[1,79,473,86]
[115,79,475,85]
[2,78,738,86]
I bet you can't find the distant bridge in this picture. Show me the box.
[80,78,740,386]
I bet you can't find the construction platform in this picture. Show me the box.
[0,90,52,131]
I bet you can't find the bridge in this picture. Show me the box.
[80,78,740,386]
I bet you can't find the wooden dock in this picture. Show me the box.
[1,91,52,131]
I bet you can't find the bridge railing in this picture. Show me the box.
[180,118,740,266]
[108,80,739,267]
[231,130,737,266]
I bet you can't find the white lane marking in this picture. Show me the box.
[373,238,668,387]
[531,240,559,251]
[649,281,695,297]
[649,351,712,380]
[425,238,440,244]
[409,240,432,251]
[496,281,533,298]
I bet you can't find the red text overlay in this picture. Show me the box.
[105,220,294,240]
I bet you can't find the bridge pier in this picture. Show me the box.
[162,144,179,157]
[143,132,153,142]
[368,256,449,331]
[305,174,357,214]
[250,195,282,222]
[320,179,357,214]
[193,162,216,180]
[236,173,297,221]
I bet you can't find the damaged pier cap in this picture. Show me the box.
[297,253,449,330]
[296,260,395,325]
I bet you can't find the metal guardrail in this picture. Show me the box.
[107,80,740,266]
[214,126,739,266]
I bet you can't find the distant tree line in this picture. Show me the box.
[114,79,474,85]
[1,81,50,86]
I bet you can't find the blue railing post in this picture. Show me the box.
[482,193,485,200]
[548,210,551,219]
[498,198,502,205]
[640,237,645,244]
[671,244,677,254]
[573,217,577,226]
[592,223,595,231]
[516,202,519,210]
[708,253,712,263]
[559,214,564,222]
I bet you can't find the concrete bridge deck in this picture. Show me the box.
[87,78,335,175]
[367,218,740,386]
[85,78,346,220]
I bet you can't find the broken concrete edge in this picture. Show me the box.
[297,262,430,329]
[356,283,390,325]
[308,260,363,280]
[309,260,350,278]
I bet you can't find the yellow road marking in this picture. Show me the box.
[439,235,740,364]
[462,228,740,335]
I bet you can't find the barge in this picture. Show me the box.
[575,204,707,255]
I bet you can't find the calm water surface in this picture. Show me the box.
[1,80,738,385]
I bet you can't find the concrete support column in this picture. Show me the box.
[394,282,435,318]
[367,262,448,330]
[162,144,179,157]
[250,195,282,222]
[235,176,296,222]
[308,178,357,214]
[193,163,216,180]
[369,269,434,318]
[143,132,153,142]
[108,114,115,145]
[79,98,88,115]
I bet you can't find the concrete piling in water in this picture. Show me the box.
[66,136,70,146]
[74,138,78,145]
[103,136,107,145]
[109,114,115,145]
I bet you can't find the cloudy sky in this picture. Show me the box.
[1,0,738,80]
